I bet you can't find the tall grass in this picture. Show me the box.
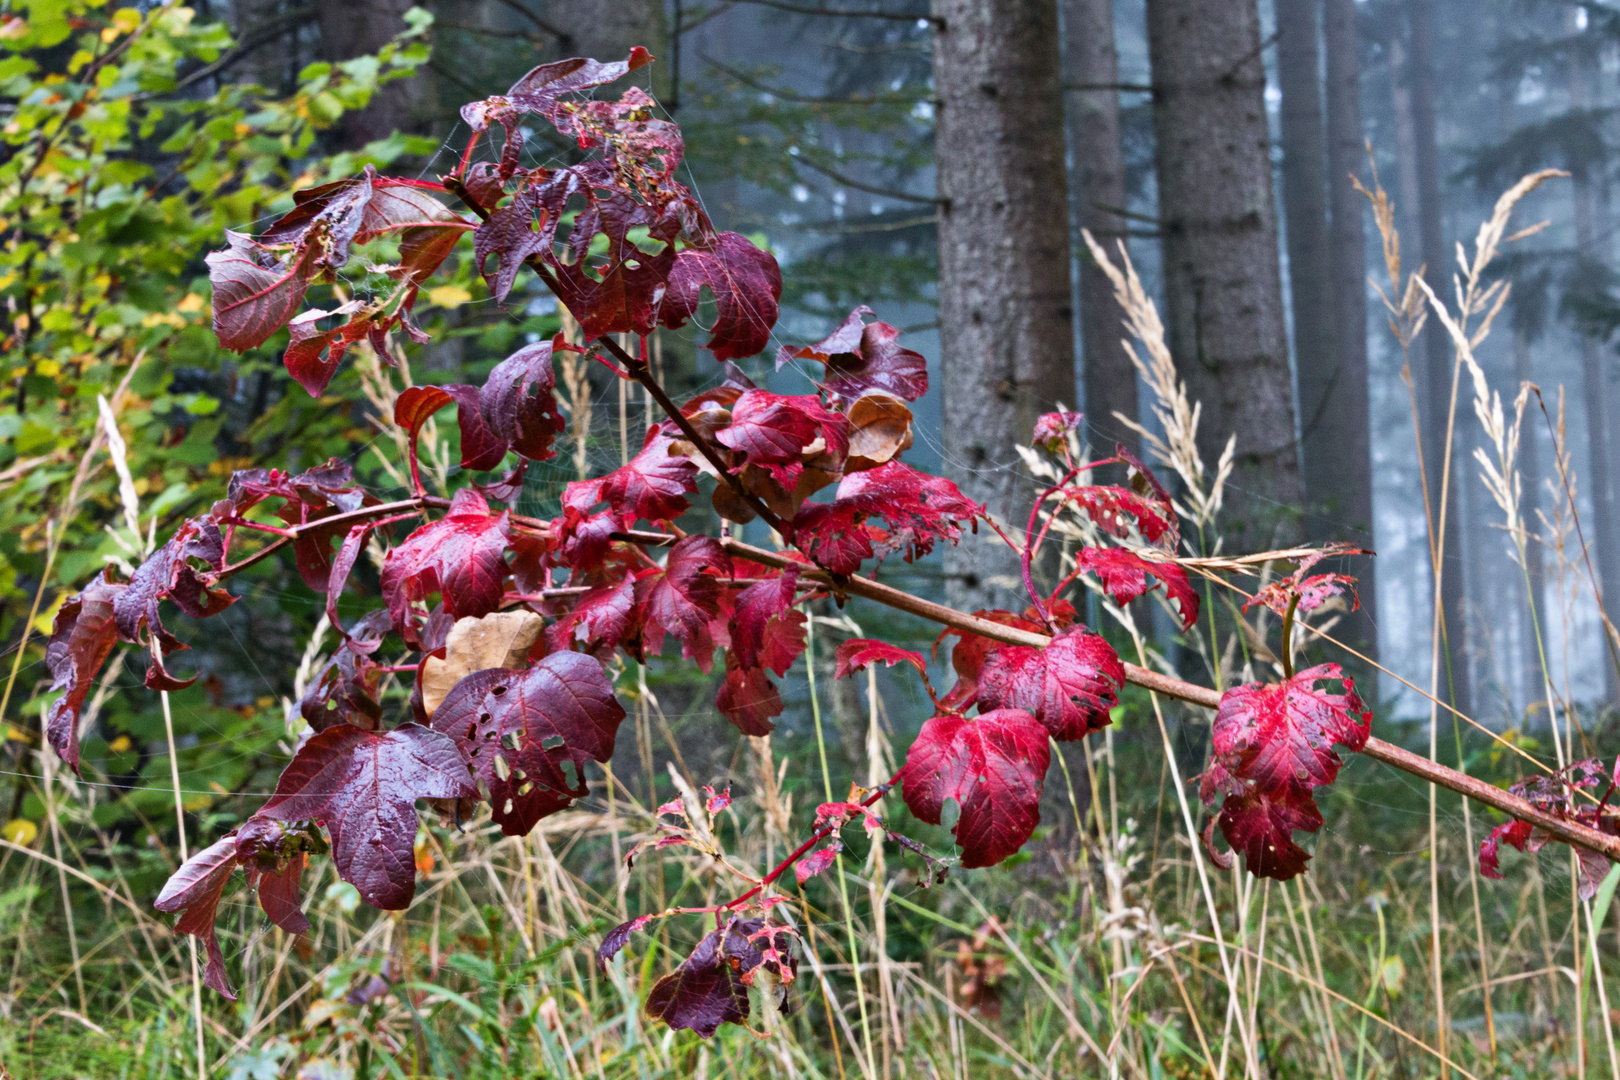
[5,177,1620,1080]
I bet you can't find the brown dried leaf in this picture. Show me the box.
[419,610,544,716]
[845,392,913,472]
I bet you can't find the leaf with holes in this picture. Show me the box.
[381,489,509,636]
[661,231,783,360]
[1069,486,1176,549]
[644,928,751,1038]
[777,307,928,403]
[1076,547,1199,631]
[480,339,565,461]
[976,627,1125,740]
[261,723,475,909]
[430,652,627,837]
[898,709,1051,868]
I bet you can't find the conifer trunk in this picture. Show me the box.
[1323,0,1378,663]
[1064,0,1139,459]
[932,0,1076,612]
[1145,0,1302,547]
[1406,0,1471,717]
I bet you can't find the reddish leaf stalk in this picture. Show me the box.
[722,777,898,912]
[1021,467,1081,627]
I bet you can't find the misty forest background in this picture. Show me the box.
[9,0,1620,1076]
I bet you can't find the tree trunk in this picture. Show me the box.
[1567,42,1620,702]
[541,0,666,69]
[932,0,1076,613]
[1279,0,1337,522]
[1512,326,1548,712]
[316,0,431,146]
[1322,0,1378,666]
[1063,0,1138,460]
[1405,0,1471,718]
[1144,0,1302,549]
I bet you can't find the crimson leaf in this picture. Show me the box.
[1076,547,1200,631]
[154,836,241,998]
[1200,664,1370,879]
[1069,486,1177,549]
[562,429,698,527]
[660,231,783,360]
[898,709,1051,868]
[207,231,319,353]
[44,571,124,771]
[479,340,565,461]
[381,489,510,635]
[716,391,849,489]
[795,840,843,885]
[976,627,1125,740]
[776,306,928,403]
[113,519,235,690]
[644,928,752,1038]
[833,639,928,682]
[261,723,476,908]
[635,535,733,670]
[430,653,627,836]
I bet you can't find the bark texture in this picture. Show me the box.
[1278,0,1337,515]
[1323,0,1378,661]
[932,0,1076,612]
[1405,0,1471,717]
[1567,42,1620,701]
[1144,0,1302,548]
[1064,0,1139,460]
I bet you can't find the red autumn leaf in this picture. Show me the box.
[154,836,241,998]
[777,306,928,403]
[976,627,1125,741]
[835,462,980,564]
[790,462,979,573]
[636,535,733,670]
[789,501,873,574]
[548,576,637,652]
[233,815,312,934]
[597,912,659,971]
[934,609,1046,713]
[479,340,565,462]
[898,709,1052,868]
[431,654,627,836]
[225,461,379,592]
[1477,760,1620,900]
[562,429,698,528]
[660,231,783,360]
[795,840,843,885]
[1031,410,1083,452]
[716,658,783,736]
[1246,573,1361,618]
[207,231,319,353]
[715,391,849,488]
[728,572,806,675]
[833,638,928,682]
[1200,664,1370,880]
[261,723,476,909]
[44,571,124,771]
[443,384,509,472]
[644,928,751,1038]
[300,646,384,733]
[1076,547,1200,631]
[283,304,374,398]
[1069,486,1177,548]
[381,488,510,633]
[112,519,235,690]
